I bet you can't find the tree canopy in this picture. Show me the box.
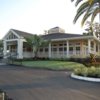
[26,35,50,58]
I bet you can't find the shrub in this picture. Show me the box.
[74,67,82,75]
[81,67,88,77]
[95,68,100,78]
[88,66,96,77]
[74,66,100,78]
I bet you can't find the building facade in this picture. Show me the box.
[3,27,100,59]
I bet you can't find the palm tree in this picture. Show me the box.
[71,0,100,26]
[26,35,49,59]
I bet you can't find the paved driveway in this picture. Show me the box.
[0,65,100,100]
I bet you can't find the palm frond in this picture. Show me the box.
[73,9,87,23]
[77,1,89,13]
[75,0,83,6]
[91,8,100,23]
[71,0,83,6]
[72,0,100,26]
[73,2,89,24]
[81,2,94,26]
[71,0,74,2]
[81,12,92,26]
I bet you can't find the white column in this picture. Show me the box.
[73,46,76,55]
[88,39,91,54]
[57,45,59,58]
[66,40,69,58]
[63,46,64,58]
[17,39,23,59]
[48,43,51,58]
[94,41,96,53]
[3,41,7,58]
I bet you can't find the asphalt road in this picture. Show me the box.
[0,65,100,100]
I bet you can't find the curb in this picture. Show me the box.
[71,73,100,82]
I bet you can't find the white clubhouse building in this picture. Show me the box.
[3,27,100,59]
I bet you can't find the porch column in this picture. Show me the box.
[17,39,23,59]
[66,40,69,58]
[48,43,51,58]
[98,44,100,53]
[57,45,59,58]
[94,41,96,53]
[63,45,64,58]
[3,40,7,58]
[88,39,91,54]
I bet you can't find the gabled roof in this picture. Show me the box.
[12,29,34,38]
[41,33,84,40]
[5,29,89,41]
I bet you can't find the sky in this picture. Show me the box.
[0,0,98,39]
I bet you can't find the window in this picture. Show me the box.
[96,45,98,52]
[7,46,9,50]
[76,47,80,51]
[59,44,63,46]
[45,48,48,52]
[23,47,27,52]
[40,48,43,52]
[91,42,94,48]
[69,47,73,51]
[52,48,57,51]
[59,48,63,51]
[27,47,32,52]
[64,47,67,51]
[52,44,57,47]
[76,47,80,54]
[64,43,66,46]
[69,43,73,46]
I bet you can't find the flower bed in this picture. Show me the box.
[73,66,100,78]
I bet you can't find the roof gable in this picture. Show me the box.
[3,29,20,40]
[12,29,34,38]
[3,29,34,40]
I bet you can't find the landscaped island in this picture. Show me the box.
[73,66,100,78]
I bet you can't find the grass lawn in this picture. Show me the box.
[13,60,85,70]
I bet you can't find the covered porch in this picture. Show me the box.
[38,38,100,58]
[3,39,34,59]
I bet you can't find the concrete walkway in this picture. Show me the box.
[0,65,100,100]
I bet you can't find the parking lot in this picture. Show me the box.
[0,65,100,100]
